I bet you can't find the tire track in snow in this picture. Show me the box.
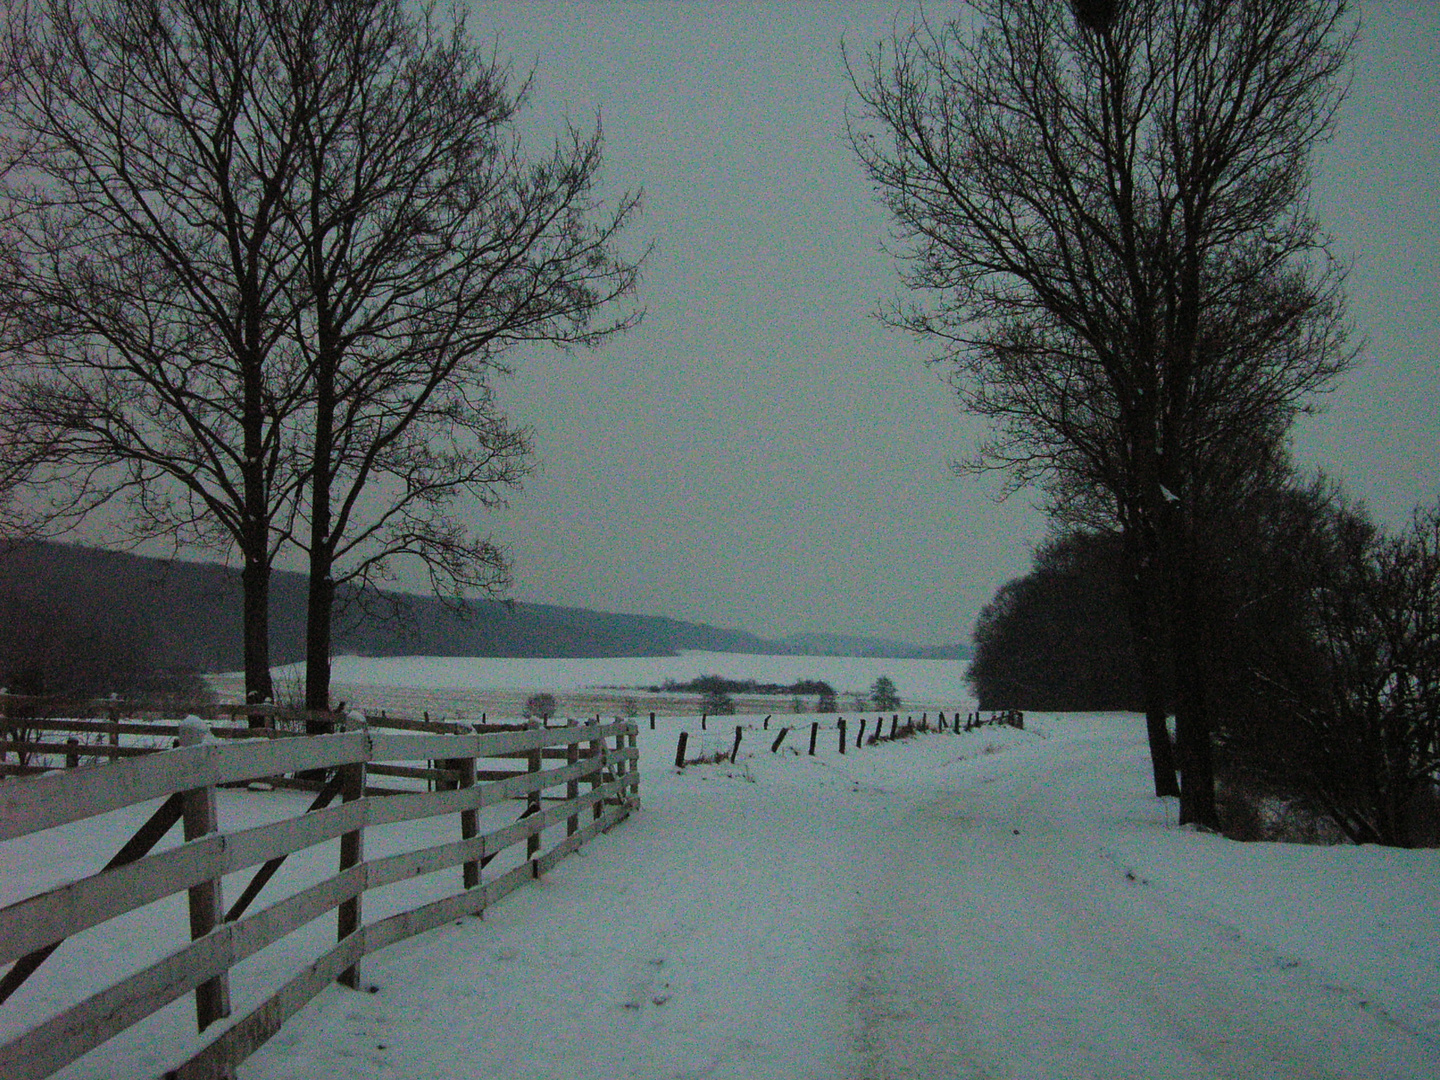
[845,734,1440,1079]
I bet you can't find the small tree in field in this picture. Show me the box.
[524,693,557,721]
[700,688,735,716]
[871,676,901,711]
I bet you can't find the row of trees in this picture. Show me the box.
[968,481,1440,848]
[0,1,642,715]
[850,0,1362,828]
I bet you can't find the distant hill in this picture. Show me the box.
[0,541,969,678]
[775,632,970,661]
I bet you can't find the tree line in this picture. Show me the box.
[847,0,1438,842]
[967,483,1440,848]
[0,0,642,722]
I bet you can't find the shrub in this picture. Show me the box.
[524,692,557,720]
[870,676,901,711]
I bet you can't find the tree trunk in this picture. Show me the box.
[1168,530,1220,829]
[303,324,337,727]
[1143,688,1180,799]
[1120,523,1181,797]
[303,563,334,719]
[240,556,274,722]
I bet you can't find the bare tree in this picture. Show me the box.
[1,0,642,716]
[273,0,642,713]
[1,0,320,709]
[1231,490,1440,847]
[849,0,1356,826]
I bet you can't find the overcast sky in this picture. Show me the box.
[439,1,1440,648]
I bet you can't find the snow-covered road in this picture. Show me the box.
[846,729,1438,1079]
[236,715,1439,1080]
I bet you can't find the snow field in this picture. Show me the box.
[3,650,1438,1078]
[239,713,1439,1079]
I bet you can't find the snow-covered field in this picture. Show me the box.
[207,651,975,721]
[5,654,1439,1078]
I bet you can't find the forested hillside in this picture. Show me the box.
[0,542,963,694]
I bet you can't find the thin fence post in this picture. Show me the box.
[458,753,478,890]
[177,721,232,1029]
[527,720,543,873]
[730,725,743,764]
[674,730,689,769]
[567,721,580,837]
[336,714,367,990]
[65,737,79,769]
[650,712,655,730]
[770,727,788,753]
[857,718,866,748]
[591,721,607,821]
[626,723,640,807]
[808,721,818,756]
[838,718,847,754]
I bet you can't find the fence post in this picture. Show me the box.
[730,724,743,764]
[838,718,846,755]
[567,721,580,837]
[177,720,232,1030]
[337,714,367,990]
[770,727,788,753]
[107,697,121,749]
[808,721,818,756]
[650,712,655,730]
[527,720,543,873]
[857,718,866,748]
[66,737,79,769]
[591,721,607,821]
[626,723,640,807]
[674,730,689,769]
[458,752,479,890]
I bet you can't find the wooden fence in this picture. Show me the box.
[0,714,639,1080]
[669,709,1022,766]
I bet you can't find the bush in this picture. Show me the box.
[965,530,1145,711]
[700,688,735,715]
[524,692,557,720]
[871,676,901,711]
[1225,493,1440,847]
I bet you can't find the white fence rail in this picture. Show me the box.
[0,716,640,1080]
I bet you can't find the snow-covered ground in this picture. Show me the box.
[207,651,974,721]
[4,656,1438,1078]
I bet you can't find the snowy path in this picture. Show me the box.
[231,716,1439,1080]
[14,713,1430,1078]
[845,730,1440,1079]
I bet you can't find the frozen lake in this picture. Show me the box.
[209,651,977,722]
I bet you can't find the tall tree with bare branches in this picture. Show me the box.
[2,0,642,713]
[849,0,1356,825]
[274,0,641,713]
[2,0,316,708]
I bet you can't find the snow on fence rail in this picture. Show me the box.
[0,713,640,1080]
